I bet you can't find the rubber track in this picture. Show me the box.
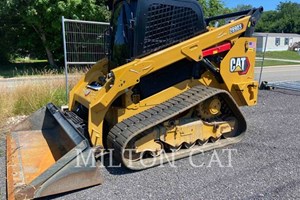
[107,85,246,170]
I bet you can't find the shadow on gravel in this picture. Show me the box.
[268,89,300,97]
[33,186,100,200]
[99,154,133,175]
[245,179,300,199]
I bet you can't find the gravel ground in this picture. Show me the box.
[1,90,300,200]
[0,129,7,200]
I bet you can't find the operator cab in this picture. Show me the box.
[109,0,207,69]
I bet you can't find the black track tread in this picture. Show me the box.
[107,85,246,170]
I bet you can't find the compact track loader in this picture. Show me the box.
[6,0,263,199]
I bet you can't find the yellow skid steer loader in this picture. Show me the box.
[6,0,263,199]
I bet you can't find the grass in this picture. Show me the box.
[14,58,48,63]
[0,58,87,127]
[0,77,80,128]
[12,84,67,116]
[0,62,89,78]
[257,51,300,60]
[0,62,55,78]
[255,60,300,67]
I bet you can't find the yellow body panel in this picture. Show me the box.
[134,120,234,153]
[220,37,258,106]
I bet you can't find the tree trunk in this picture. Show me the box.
[44,46,55,66]
[33,25,56,67]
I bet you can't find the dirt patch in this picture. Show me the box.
[0,115,27,130]
[4,116,27,128]
[0,115,27,140]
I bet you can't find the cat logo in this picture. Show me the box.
[230,57,250,75]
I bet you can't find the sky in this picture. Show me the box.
[225,0,300,11]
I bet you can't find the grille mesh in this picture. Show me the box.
[143,3,200,54]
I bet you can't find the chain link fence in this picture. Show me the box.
[62,17,110,100]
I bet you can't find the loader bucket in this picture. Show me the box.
[6,103,102,200]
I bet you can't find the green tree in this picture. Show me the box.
[255,10,278,32]
[1,0,110,66]
[198,0,225,17]
[275,1,300,33]
[232,4,253,12]
[256,1,300,34]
